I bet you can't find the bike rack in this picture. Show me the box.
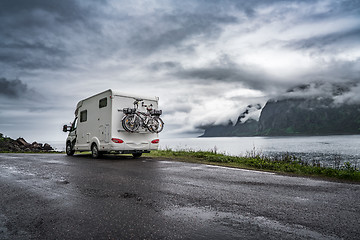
[118,129,150,134]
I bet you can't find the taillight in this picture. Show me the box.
[111,138,124,143]
[151,139,159,144]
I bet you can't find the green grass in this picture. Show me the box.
[146,149,360,182]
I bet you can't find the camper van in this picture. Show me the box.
[63,89,163,158]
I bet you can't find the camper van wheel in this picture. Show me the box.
[66,142,75,156]
[132,152,142,158]
[91,144,102,158]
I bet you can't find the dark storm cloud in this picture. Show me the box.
[0,0,240,71]
[1,0,359,72]
[146,0,360,98]
[334,0,360,13]
[0,0,102,70]
[288,29,360,51]
[275,0,360,59]
[0,0,93,24]
[294,59,360,86]
[149,61,182,71]
[129,13,237,54]
[0,78,35,99]
[172,58,277,92]
[0,41,68,69]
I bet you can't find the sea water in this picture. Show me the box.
[49,135,360,168]
[160,135,360,168]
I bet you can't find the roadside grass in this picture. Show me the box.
[146,149,360,182]
[2,142,359,182]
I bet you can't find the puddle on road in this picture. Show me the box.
[0,155,22,162]
[157,160,276,175]
[205,165,276,174]
[1,165,76,205]
[1,166,36,177]
[45,160,68,165]
[292,196,310,202]
[163,205,339,240]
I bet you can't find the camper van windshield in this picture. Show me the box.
[71,118,78,131]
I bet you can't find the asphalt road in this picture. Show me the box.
[0,153,359,240]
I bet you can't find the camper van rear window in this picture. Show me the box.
[80,110,87,122]
[99,98,107,108]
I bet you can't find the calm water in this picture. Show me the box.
[49,135,360,168]
[160,135,360,168]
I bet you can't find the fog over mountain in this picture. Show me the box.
[201,82,360,137]
[0,0,359,141]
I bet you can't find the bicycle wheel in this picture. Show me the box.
[148,117,164,133]
[122,114,140,132]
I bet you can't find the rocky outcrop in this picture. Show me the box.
[0,133,54,152]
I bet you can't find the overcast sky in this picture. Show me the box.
[0,0,359,142]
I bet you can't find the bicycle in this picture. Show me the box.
[122,99,164,133]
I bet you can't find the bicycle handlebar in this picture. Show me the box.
[133,99,154,110]
[133,98,143,103]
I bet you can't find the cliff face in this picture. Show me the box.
[200,97,360,137]
[201,119,258,137]
[258,98,360,135]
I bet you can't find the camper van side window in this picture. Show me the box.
[99,98,107,108]
[80,110,87,122]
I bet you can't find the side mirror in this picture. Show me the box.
[63,125,68,132]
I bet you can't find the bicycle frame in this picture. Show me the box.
[134,111,151,127]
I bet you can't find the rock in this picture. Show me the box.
[31,142,42,149]
[43,143,54,151]
[17,137,30,147]
[13,145,22,152]
[1,133,55,153]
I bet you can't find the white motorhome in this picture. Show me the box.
[63,89,162,158]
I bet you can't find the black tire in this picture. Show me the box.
[148,117,164,133]
[91,144,102,158]
[66,142,75,156]
[122,114,140,132]
[132,152,142,158]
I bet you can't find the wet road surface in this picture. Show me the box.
[0,153,359,239]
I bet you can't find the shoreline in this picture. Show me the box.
[146,150,360,183]
[1,150,359,183]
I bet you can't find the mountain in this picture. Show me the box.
[257,98,360,136]
[200,83,360,137]
[200,119,258,137]
[201,104,260,137]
